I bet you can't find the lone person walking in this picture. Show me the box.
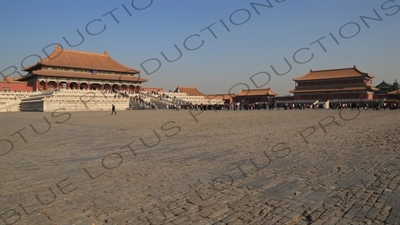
[111,104,117,115]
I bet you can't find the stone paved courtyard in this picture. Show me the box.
[0,109,399,225]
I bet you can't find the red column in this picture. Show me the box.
[78,83,81,90]
[56,82,60,89]
[44,82,48,90]
[67,82,70,89]
[35,80,39,91]
[87,83,90,90]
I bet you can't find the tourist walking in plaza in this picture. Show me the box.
[111,104,117,115]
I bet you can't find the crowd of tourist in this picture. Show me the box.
[166,102,277,111]
[281,101,399,110]
[128,90,399,111]
[162,100,399,111]
[329,102,399,110]
[129,94,156,110]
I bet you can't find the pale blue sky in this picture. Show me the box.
[1,0,399,95]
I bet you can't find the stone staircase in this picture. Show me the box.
[0,91,37,112]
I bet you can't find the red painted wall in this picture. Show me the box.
[0,81,34,92]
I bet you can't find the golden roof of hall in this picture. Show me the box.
[293,66,374,81]
[17,69,147,83]
[22,45,140,74]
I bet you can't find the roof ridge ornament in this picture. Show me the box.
[104,50,108,56]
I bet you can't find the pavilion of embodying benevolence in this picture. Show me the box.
[289,66,378,101]
[17,45,147,92]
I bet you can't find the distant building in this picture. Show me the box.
[17,45,147,92]
[290,66,378,101]
[206,94,235,104]
[169,86,224,105]
[388,89,400,100]
[174,86,205,95]
[375,80,392,94]
[374,80,392,99]
[234,88,277,103]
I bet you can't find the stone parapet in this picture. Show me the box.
[1,89,130,112]
[0,99,21,112]
[0,91,33,112]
